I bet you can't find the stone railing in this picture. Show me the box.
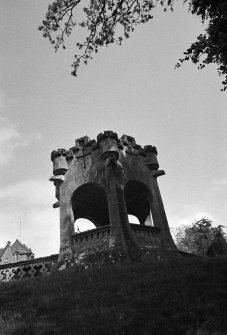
[130,224,161,247]
[72,225,111,255]
[130,223,160,235]
[72,223,161,252]
[0,254,58,282]
[0,225,163,282]
[72,225,110,243]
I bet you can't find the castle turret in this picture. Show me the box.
[51,149,68,176]
[50,130,178,265]
[143,145,159,170]
[50,149,68,208]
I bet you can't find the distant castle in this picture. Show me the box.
[0,240,34,265]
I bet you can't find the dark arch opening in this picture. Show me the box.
[124,180,152,225]
[71,183,110,230]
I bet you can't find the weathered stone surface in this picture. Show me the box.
[50,131,177,264]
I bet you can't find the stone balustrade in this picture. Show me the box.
[72,224,161,253]
[0,254,58,282]
[72,225,111,255]
[130,224,161,247]
[0,225,163,282]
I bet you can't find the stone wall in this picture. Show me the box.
[130,224,161,247]
[72,225,110,256]
[0,254,58,282]
[72,224,162,256]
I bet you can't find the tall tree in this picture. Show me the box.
[175,218,227,256]
[39,0,227,90]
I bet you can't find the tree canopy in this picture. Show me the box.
[175,217,227,256]
[39,0,227,90]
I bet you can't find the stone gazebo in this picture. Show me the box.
[50,131,177,264]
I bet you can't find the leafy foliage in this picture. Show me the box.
[39,0,170,76]
[176,0,227,90]
[175,217,227,256]
[39,0,227,89]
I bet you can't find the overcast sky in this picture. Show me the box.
[0,1,226,257]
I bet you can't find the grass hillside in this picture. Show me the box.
[0,256,226,335]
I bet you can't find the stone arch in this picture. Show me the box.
[71,182,110,229]
[124,180,152,225]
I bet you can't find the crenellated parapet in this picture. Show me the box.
[97,130,119,144]
[50,132,161,174]
[49,131,164,208]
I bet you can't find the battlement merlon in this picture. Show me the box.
[75,135,91,149]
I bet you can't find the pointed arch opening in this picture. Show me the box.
[71,183,110,232]
[124,180,152,226]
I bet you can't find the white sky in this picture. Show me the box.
[0,1,226,257]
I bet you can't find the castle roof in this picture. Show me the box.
[11,239,33,255]
[0,242,11,260]
[0,247,7,259]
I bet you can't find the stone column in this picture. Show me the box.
[148,174,177,251]
[143,145,177,252]
[58,200,74,265]
[50,148,75,265]
[103,151,141,261]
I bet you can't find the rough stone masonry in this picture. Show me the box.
[50,131,178,265]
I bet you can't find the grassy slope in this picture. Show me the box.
[0,256,227,335]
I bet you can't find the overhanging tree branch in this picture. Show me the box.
[39,0,227,90]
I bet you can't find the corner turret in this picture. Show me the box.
[51,149,68,176]
[50,148,68,208]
